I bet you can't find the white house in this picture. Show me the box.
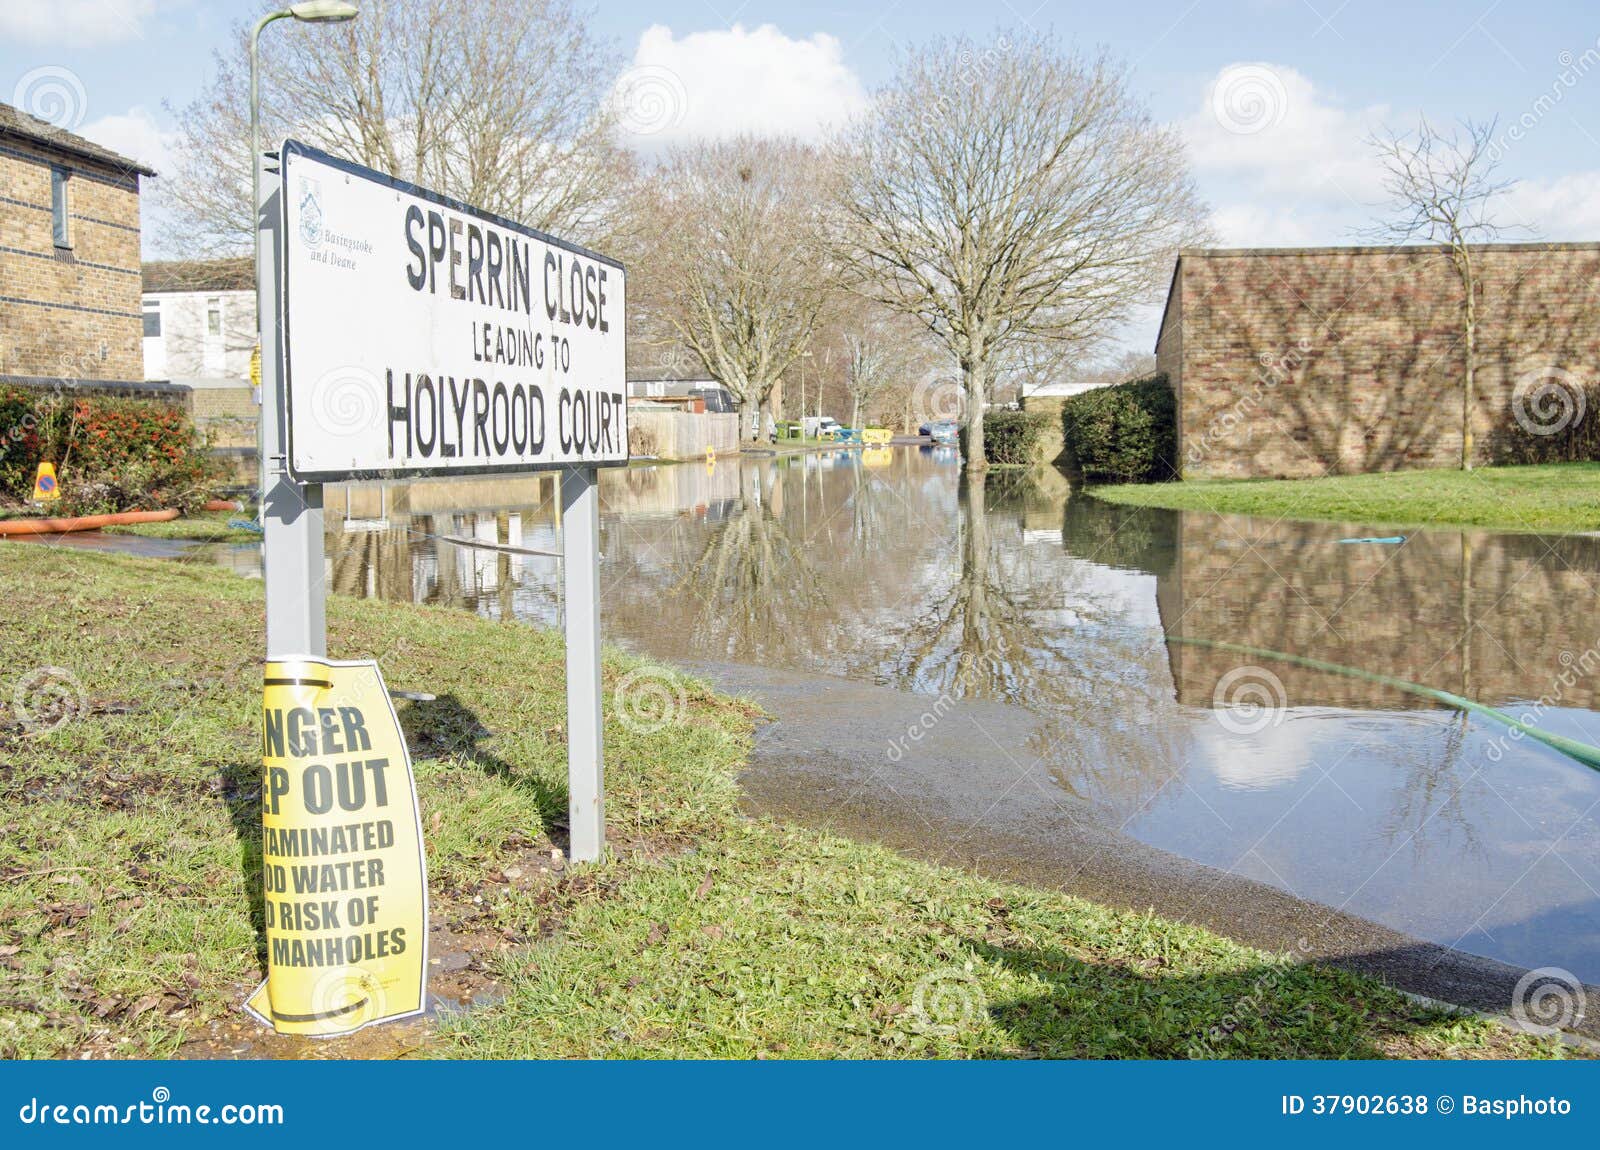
[141,258,259,477]
[141,258,256,384]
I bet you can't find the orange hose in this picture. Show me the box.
[0,508,180,536]
[203,499,243,512]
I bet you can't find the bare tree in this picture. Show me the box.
[160,0,625,255]
[1365,117,1521,470]
[834,30,1207,469]
[838,307,937,428]
[631,137,832,441]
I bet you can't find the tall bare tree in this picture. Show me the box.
[838,307,937,428]
[1365,118,1520,470]
[631,137,832,441]
[161,0,625,255]
[834,30,1207,469]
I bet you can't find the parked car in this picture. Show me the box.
[804,416,844,440]
[919,419,960,444]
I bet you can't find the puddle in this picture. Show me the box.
[97,448,1600,985]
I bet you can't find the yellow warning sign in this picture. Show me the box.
[32,461,60,501]
[251,344,261,391]
[245,658,428,1037]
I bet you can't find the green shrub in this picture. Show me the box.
[0,386,221,515]
[1060,375,1177,483]
[960,409,1053,467]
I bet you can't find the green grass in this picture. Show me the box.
[102,509,261,543]
[1090,463,1600,533]
[0,547,1577,1059]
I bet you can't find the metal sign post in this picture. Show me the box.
[560,466,604,861]
[257,148,326,659]
[266,139,626,866]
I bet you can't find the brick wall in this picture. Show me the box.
[0,137,143,384]
[1157,512,1600,711]
[1160,244,1600,479]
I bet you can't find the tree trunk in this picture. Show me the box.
[1462,282,1477,471]
[963,357,988,471]
[851,395,862,429]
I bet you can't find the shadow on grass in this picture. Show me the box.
[398,693,568,849]
[969,938,1427,1059]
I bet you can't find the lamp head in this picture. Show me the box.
[288,1,359,22]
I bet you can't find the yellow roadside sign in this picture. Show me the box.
[245,658,429,1037]
[31,461,61,501]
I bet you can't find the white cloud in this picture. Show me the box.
[1182,62,1392,245]
[1502,172,1600,240]
[79,105,173,176]
[612,23,868,148]
[0,0,156,45]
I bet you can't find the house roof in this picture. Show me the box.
[142,258,255,294]
[0,101,157,177]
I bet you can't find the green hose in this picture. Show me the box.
[1166,635,1600,774]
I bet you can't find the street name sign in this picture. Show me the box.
[279,139,628,482]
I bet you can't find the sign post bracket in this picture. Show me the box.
[561,465,604,862]
[258,150,326,659]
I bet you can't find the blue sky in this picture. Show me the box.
[7,0,1600,346]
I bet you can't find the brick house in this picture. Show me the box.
[0,101,157,390]
[1154,243,1600,479]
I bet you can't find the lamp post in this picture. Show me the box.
[251,1,358,507]
[798,349,812,444]
[251,0,358,657]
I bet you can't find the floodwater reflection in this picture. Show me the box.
[206,447,1600,979]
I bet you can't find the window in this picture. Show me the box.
[206,298,223,336]
[142,300,161,337]
[50,166,71,249]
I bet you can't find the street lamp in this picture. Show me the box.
[250,0,358,506]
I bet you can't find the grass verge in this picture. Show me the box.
[1090,463,1600,533]
[0,546,1576,1059]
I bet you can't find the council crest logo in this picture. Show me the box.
[297,175,324,248]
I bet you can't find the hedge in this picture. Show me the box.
[1060,375,1177,483]
[1487,380,1600,465]
[960,409,1054,467]
[0,386,220,516]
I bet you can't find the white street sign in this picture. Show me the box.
[279,139,628,481]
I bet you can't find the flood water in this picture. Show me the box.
[202,447,1600,982]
